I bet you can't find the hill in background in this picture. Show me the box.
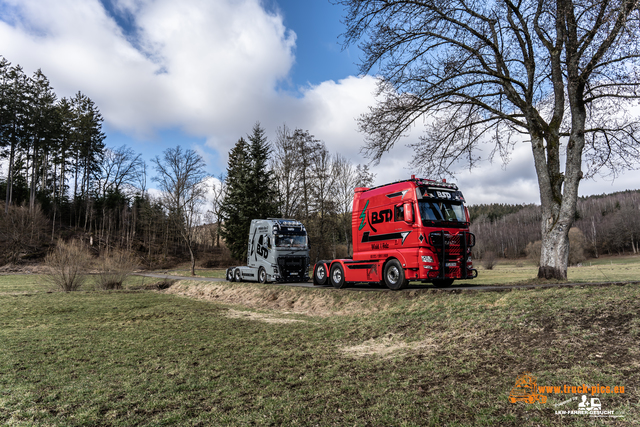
[468,189,640,261]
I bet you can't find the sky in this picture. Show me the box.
[0,0,638,206]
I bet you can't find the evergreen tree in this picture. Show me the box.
[220,124,280,262]
[27,69,57,213]
[246,122,279,219]
[1,63,30,212]
[219,137,251,261]
[70,92,105,229]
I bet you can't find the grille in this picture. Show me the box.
[277,256,309,280]
[428,231,475,279]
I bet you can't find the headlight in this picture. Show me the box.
[421,255,433,263]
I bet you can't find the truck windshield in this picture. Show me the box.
[419,201,467,225]
[275,235,307,248]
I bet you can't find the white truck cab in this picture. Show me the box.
[226,219,310,283]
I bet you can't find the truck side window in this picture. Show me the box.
[394,204,404,221]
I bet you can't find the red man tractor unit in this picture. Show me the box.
[313,176,477,290]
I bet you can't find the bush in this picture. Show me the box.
[96,250,138,290]
[568,227,587,266]
[199,246,236,268]
[44,240,91,291]
[481,251,498,270]
[525,240,542,266]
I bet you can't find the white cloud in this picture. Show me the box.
[0,0,296,139]
[0,0,637,205]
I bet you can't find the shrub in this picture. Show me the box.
[525,240,542,266]
[96,250,138,290]
[44,240,91,291]
[568,227,587,266]
[481,251,498,270]
[199,246,235,268]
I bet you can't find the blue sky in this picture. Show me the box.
[268,0,361,88]
[0,0,637,204]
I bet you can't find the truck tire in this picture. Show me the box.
[258,267,267,284]
[330,263,347,289]
[234,268,242,282]
[383,259,408,290]
[313,262,328,286]
[226,268,235,282]
[432,279,454,287]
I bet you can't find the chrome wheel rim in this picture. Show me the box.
[387,266,400,285]
[332,268,342,283]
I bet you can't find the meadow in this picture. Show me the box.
[160,254,640,286]
[1,257,639,426]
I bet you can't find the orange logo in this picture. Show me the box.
[509,372,547,404]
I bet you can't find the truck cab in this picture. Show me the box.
[313,176,477,290]
[226,219,310,283]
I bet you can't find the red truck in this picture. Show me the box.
[313,176,477,289]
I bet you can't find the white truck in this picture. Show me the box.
[225,219,310,283]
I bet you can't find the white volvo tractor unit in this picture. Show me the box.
[226,219,310,283]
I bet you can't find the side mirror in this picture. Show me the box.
[404,202,414,223]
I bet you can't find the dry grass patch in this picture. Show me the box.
[163,281,386,317]
[341,333,438,358]
[225,308,306,324]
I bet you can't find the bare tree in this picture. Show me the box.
[308,144,338,260]
[207,174,226,247]
[98,145,144,198]
[293,129,324,220]
[271,124,302,218]
[337,0,640,279]
[152,146,208,276]
[332,154,361,256]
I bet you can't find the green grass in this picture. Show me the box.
[160,255,640,287]
[456,255,640,286]
[162,268,227,279]
[1,274,639,426]
[0,274,151,294]
[0,274,52,293]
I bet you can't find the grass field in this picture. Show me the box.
[1,260,639,426]
[158,254,640,287]
[457,255,640,286]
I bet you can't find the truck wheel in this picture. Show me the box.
[432,279,454,287]
[258,267,267,284]
[226,268,235,282]
[384,259,408,290]
[234,269,242,282]
[330,263,347,289]
[313,262,328,286]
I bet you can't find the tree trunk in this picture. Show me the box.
[538,220,570,279]
[29,141,37,214]
[189,244,196,276]
[531,127,571,280]
[4,131,16,213]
